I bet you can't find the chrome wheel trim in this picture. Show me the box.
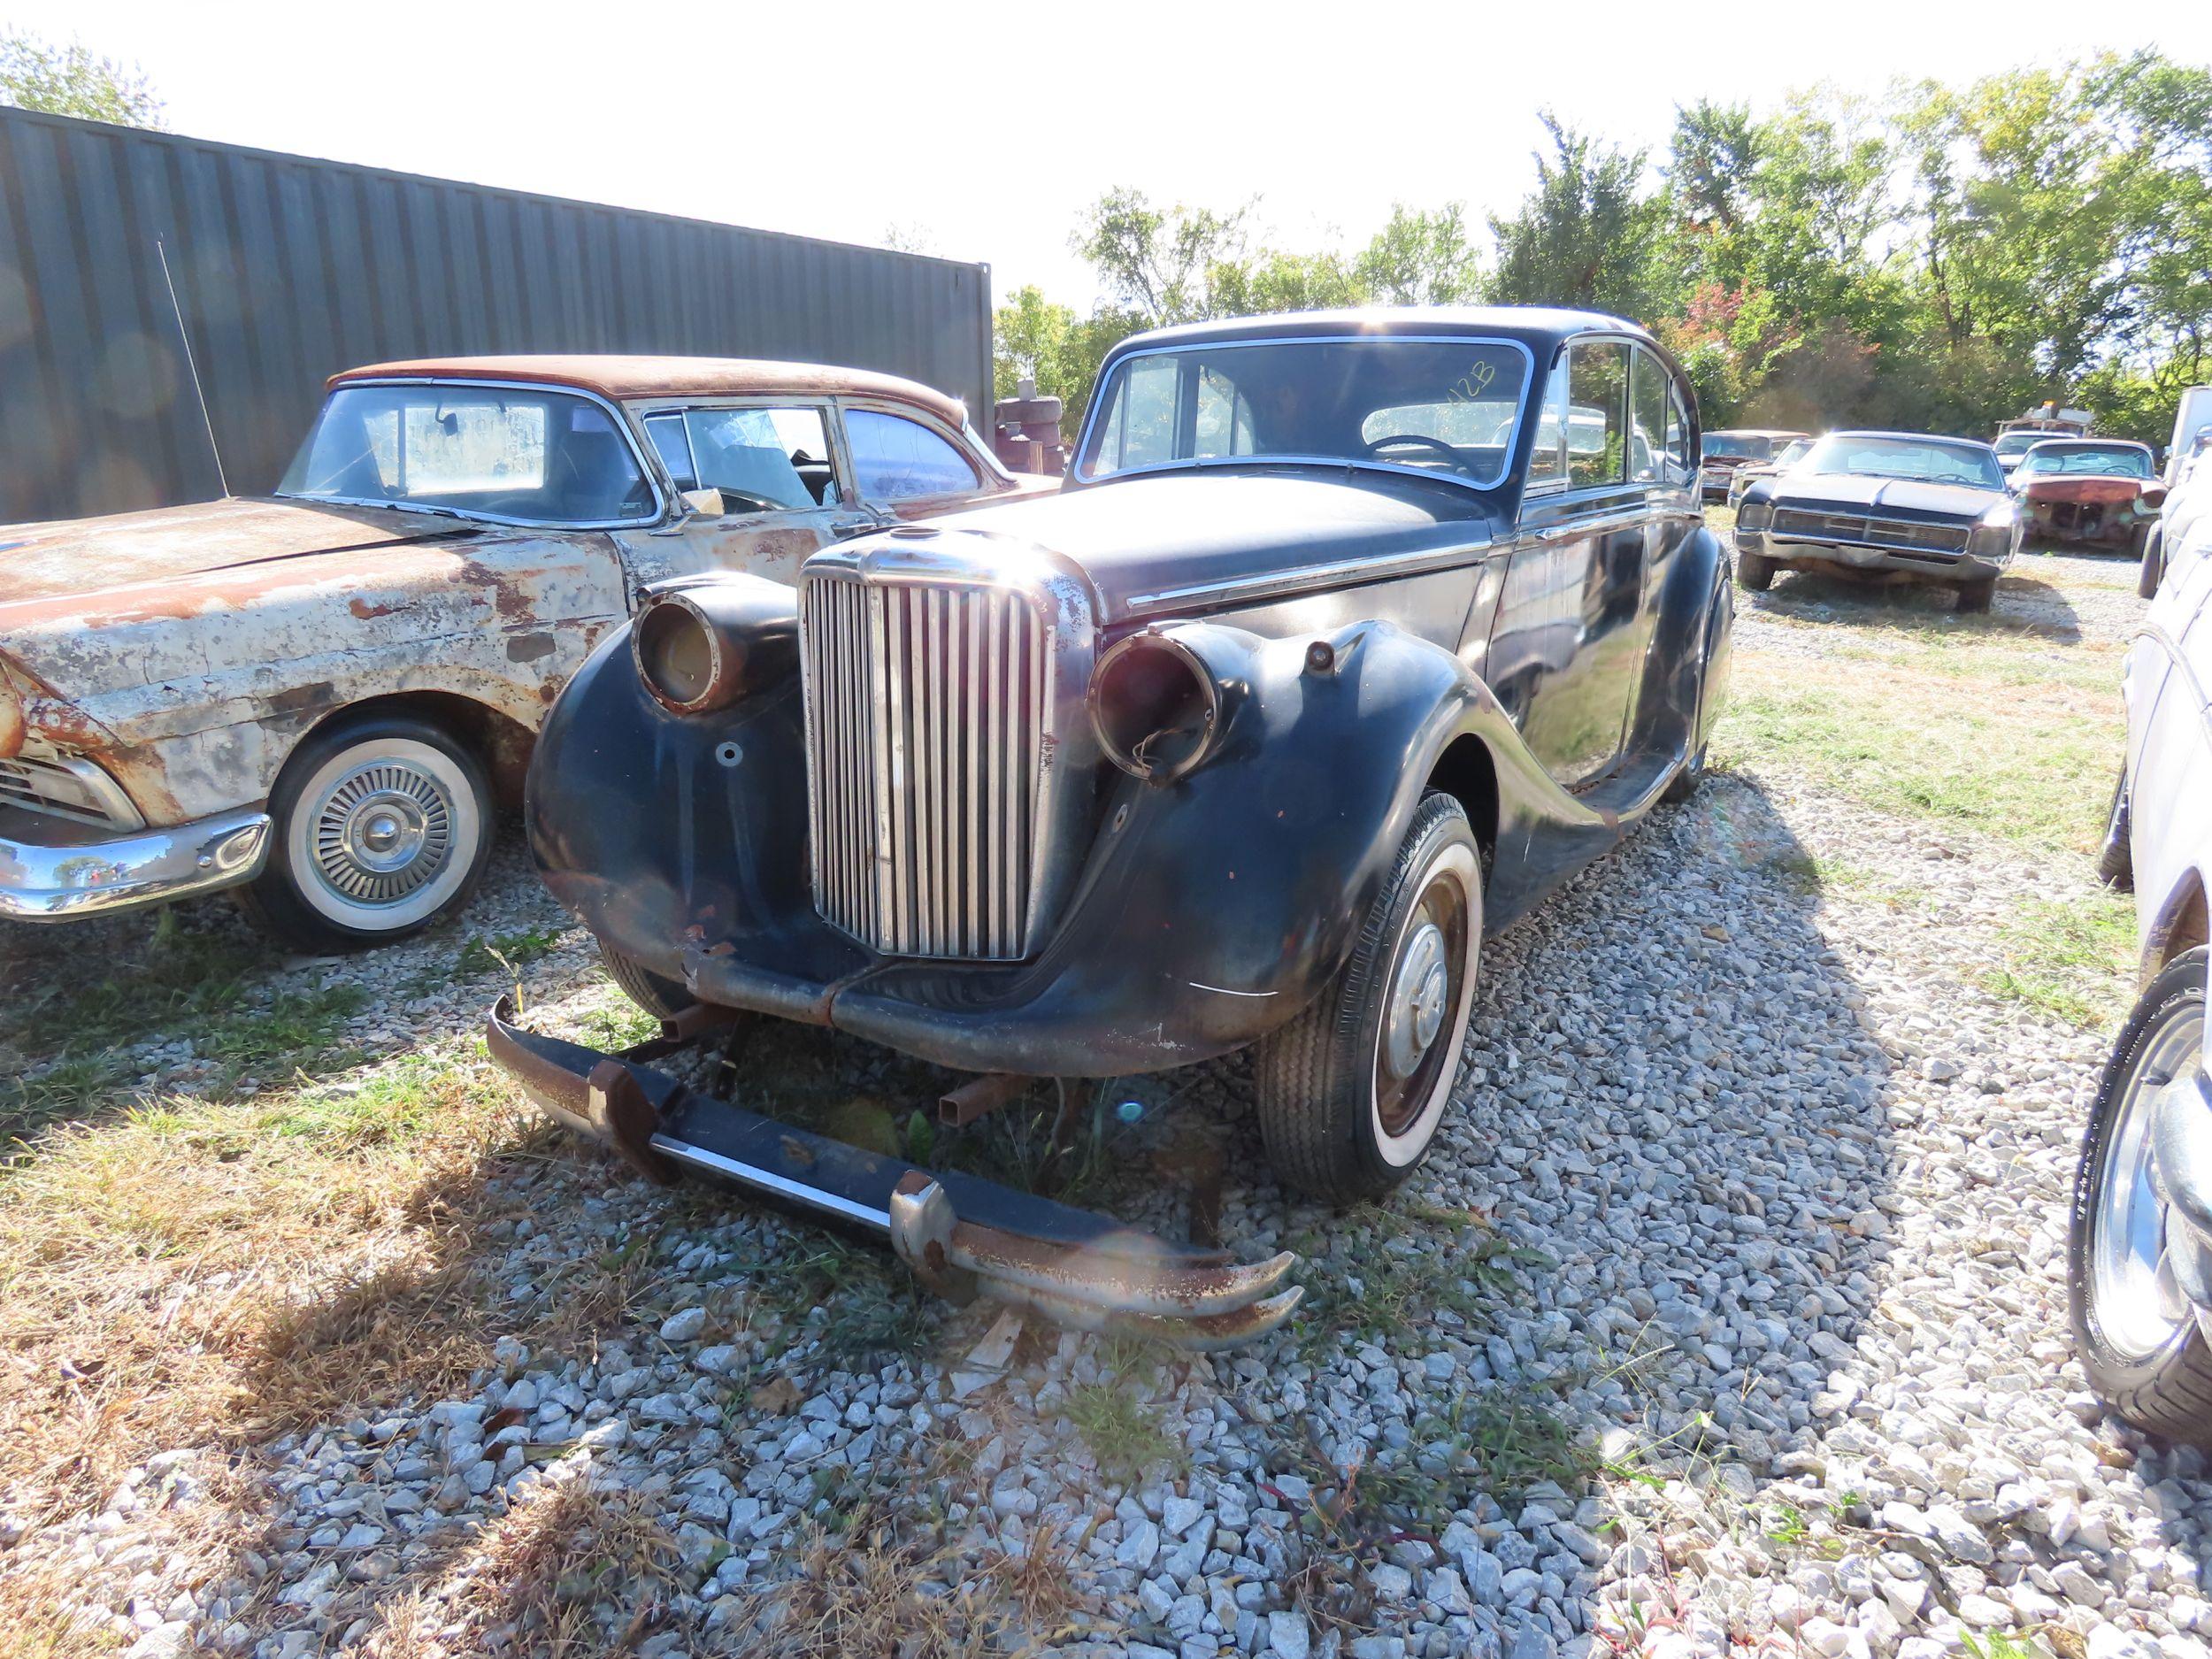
[285,738,482,932]
[2092,1005,2205,1363]
[1370,840,1480,1166]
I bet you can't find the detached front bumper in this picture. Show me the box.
[0,803,271,921]
[486,996,1302,1349]
[1737,528,2008,586]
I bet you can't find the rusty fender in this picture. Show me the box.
[485,996,1301,1349]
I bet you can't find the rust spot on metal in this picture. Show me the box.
[349,597,403,619]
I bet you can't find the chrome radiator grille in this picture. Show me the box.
[800,574,1050,960]
[1771,508,1970,556]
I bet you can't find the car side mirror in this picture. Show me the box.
[680,487,726,518]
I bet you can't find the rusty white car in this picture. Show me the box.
[0,356,1044,949]
[2076,503,2212,1441]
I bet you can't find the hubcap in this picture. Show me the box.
[1385,922,1451,1080]
[310,762,454,906]
[2092,1007,2205,1361]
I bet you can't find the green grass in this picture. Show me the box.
[1977,892,2135,1029]
[455,926,565,980]
[1716,649,2123,856]
[9,913,265,1061]
[1290,1202,1540,1359]
[749,1234,943,1368]
[1063,1376,1186,1485]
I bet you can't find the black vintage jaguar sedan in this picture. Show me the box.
[1732,429,2024,611]
[493,308,1732,1342]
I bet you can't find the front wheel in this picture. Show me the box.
[2070,948,2212,1444]
[1254,793,1483,1204]
[602,947,695,1021]
[2097,769,2134,892]
[1735,550,1777,592]
[238,711,494,953]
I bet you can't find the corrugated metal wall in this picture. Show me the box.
[0,106,994,525]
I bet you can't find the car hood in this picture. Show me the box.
[1763,472,2003,519]
[914,468,1497,623]
[0,495,483,609]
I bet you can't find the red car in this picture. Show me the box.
[2013,438,2165,555]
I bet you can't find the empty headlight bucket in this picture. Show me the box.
[1090,629,1226,784]
[1736,497,1772,531]
[632,578,798,716]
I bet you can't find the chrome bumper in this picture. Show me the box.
[1738,529,2008,583]
[0,804,271,921]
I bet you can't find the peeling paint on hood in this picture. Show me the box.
[0,495,481,608]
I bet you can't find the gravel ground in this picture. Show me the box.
[9,541,2200,1659]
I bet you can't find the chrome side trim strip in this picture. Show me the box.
[1122,537,1498,618]
[649,1133,893,1232]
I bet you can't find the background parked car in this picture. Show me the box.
[1993,404,2095,477]
[0,356,1046,949]
[1733,431,2022,611]
[1727,435,1816,509]
[2012,437,2165,555]
[1700,428,1809,503]
[2075,506,2212,1445]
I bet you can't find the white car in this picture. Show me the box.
[2141,429,2212,598]
[2076,507,2212,1440]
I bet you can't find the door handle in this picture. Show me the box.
[828,516,879,537]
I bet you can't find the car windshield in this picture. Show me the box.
[2017,444,2152,479]
[280,383,658,525]
[1802,434,2003,490]
[1704,434,1773,461]
[1993,431,2047,457]
[1076,338,1530,490]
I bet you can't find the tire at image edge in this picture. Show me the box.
[2069,947,2212,1445]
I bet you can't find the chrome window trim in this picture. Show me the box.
[276,376,668,531]
[1069,333,1538,495]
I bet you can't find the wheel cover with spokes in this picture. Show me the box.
[1372,855,1475,1146]
[284,737,482,933]
[2093,1006,2206,1361]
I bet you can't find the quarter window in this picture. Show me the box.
[1630,350,1670,485]
[1664,385,1692,482]
[1565,342,1630,489]
[846,410,979,502]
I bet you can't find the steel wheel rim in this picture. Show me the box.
[285,739,481,932]
[1371,850,1475,1148]
[2092,1006,2205,1362]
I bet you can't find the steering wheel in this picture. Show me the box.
[1362,434,1465,468]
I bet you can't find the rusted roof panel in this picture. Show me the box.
[332,355,968,424]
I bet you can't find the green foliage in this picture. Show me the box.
[0,29,163,127]
[1021,50,2211,443]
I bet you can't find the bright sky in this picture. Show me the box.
[11,1,2210,310]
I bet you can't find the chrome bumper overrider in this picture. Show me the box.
[2151,1061,2212,1328]
[0,804,271,921]
[486,996,1302,1349]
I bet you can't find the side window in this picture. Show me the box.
[643,413,696,491]
[1566,341,1629,489]
[1630,350,1669,485]
[846,409,980,502]
[1664,385,1692,482]
[1526,350,1570,488]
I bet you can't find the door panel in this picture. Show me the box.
[1491,340,1647,787]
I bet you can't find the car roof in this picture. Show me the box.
[1103,305,1662,360]
[327,354,965,426]
[1824,429,2000,453]
[1709,428,1810,439]
[2023,436,2149,452]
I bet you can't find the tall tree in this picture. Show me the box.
[1356,204,1483,305]
[1073,188,1251,326]
[1487,114,1665,318]
[0,29,164,127]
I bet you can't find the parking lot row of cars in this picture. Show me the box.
[4,307,2212,1403]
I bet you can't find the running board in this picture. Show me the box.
[486,996,1300,1350]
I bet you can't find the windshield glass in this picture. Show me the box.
[1076,338,1530,490]
[1993,431,2045,457]
[280,383,657,525]
[1802,434,2003,490]
[1774,439,1813,467]
[2017,444,2152,478]
[1704,434,1773,461]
